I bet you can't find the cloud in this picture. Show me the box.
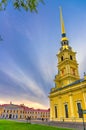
[0,52,51,107]
[0,59,46,96]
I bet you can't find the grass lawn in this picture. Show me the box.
[0,120,73,130]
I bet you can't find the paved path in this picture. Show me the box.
[9,119,86,130]
[31,120,86,130]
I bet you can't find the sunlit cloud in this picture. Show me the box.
[0,52,51,108]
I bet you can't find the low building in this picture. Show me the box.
[0,103,50,120]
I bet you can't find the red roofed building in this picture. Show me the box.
[0,103,50,120]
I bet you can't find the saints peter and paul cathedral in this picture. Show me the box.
[49,8,86,122]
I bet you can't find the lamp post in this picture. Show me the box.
[82,114,85,130]
[79,109,86,130]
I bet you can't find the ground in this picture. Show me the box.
[0,119,73,130]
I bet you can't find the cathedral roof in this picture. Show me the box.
[50,78,86,93]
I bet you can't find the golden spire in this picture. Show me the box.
[60,7,65,34]
[60,7,68,42]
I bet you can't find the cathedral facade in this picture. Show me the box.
[49,8,86,122]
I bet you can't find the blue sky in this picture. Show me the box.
[0,0,86,108]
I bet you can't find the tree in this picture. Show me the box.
[0,0,44,12]
[0,0,44,41]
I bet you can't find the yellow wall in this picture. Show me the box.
[49,82,86,122]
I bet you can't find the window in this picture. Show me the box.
[3,115,4,118]
[72,69,75,75]
[16,115,18,119]
[61,56,63,61]
[55,106,57,118]
[70,55,73,60]
[20,110,22,113]
[71,67,75,75]
[62,69,64,75]
[6,114,8,118]
[65,104,69,118]
[10,110,12,113]
[77,102,83,118]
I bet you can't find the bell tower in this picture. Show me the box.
[54,8,80,88]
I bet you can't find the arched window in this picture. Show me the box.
[61,56,63,61]
[65,104,69,118]
[62,69,64,75]
[72,68,75,75]
[70,55,73,60]
[77,102,83,118]
[55,106,57,118]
